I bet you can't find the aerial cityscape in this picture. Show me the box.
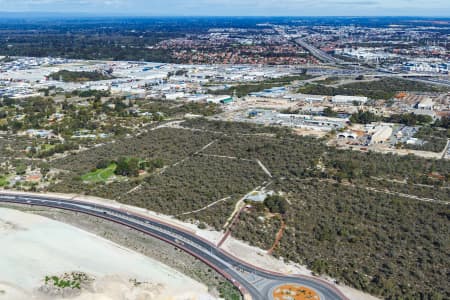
[0,2,448,300]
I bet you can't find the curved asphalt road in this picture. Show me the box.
[0,193,348,300]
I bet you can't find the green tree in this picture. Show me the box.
[39,163,50,177]
[350,110,380,124]
[115,157,140,177]
[264,195,288,214]
[323,107,337,117]
[96,159,110,170]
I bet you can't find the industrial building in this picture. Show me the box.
[279,114,347,130]
[289,94,327,102]
[416,97,434,110]
[332,95,368,104]
[165,92,185,100]
[249,87,286,98]
[207,95,234,104]
[368,125,393,144]
[233,109,348,131]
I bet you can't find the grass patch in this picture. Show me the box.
[44,272,91,290]
[0,175,9,187]
[41,144,55,151]
[81,163,117,183]
[37,144,56,155]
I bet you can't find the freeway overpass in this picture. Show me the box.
[0,192,348,300]
[294,38,345,65]
[293,38,450,85]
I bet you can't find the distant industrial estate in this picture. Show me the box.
[1,52,448,160]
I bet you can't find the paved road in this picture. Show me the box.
[407,77,450,88]
[0,192,348,300]
[294,38,344,64]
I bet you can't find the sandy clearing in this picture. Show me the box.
[337,285,381,300]
[0,207,216,300]
[0,282,30,300]
[221,237,314,276]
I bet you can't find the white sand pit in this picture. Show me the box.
[0,207,216,300]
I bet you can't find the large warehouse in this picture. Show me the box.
[332,95,368,104]
[370,125,393,144]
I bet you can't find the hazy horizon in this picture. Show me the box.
[0,0,448,17]
[0,12,449,19]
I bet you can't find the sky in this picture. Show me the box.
[0,0,448,16]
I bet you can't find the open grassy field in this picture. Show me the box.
[0,176,9,187]
[81,164,117,183]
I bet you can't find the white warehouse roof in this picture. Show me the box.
[332,95,368,103]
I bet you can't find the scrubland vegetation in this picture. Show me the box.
[298,78,449,100]
[6,116,449,300]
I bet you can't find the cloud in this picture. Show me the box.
[0,0,448,16]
